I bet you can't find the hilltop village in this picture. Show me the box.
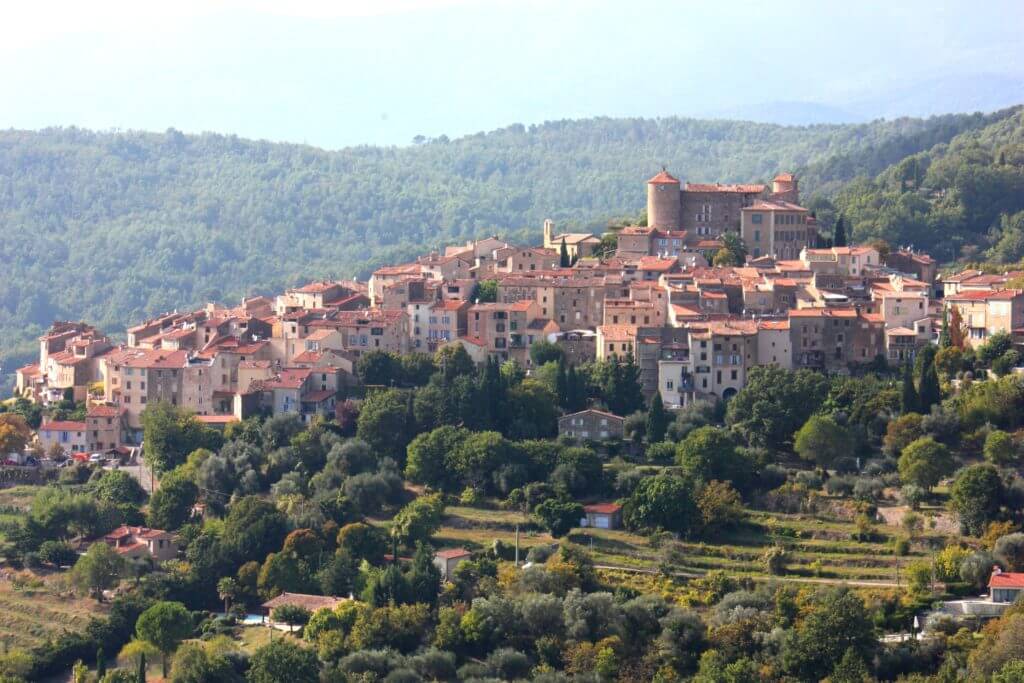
[8,167,1024,682]
[18,168,1016,449]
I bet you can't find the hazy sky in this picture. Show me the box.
[2,0,1021,148]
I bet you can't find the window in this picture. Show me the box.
[752,213,763,224]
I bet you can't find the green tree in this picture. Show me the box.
[533,499,583,538]
[405,425,469,491]
[781,588,875,681]
[136,601,193,678]
[833,214,847,247]
[356,350,400,386]
[146,471,198,531]
[985,430,1019,466]
[356,388,414,464]
[793,414,854,468]
[901,362,918,414]
[70,541,127,601]
[407,542,443,605]
[918,350,942,411]
[391,493,446,547]
[559,237,570,267]
[92,469,147,506]
[675,426,754,493]
[247,639,319,683]
[140,402,222,474]
[726,367,829,450]
[624,474,697,535]
[476,279,498,303]
[271,605,311,633]
[898,437,955,491]
[529,341,564,367]
[950,464,1004,536]
[646,392,669,444]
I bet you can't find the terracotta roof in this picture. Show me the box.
[774,172,795,182]
[637,256,678,272]
[744,200,808,212]
[303,389,335,403]
[685,182,765,193]
[87,405,122,418]
[647,170,680,185]
[435,548,473,559]
[597,324,638,340]
[584,503,622,514]
[195,415,238,425]
[40,421,86,432]
[946,289,1022,302]
[990,570,1024,589]
[562,408,623,421]
[262,593,348,612]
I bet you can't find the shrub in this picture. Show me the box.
[762,546,787,575]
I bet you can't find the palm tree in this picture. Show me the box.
[217,576,239,615]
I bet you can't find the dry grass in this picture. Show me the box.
[0,573,108,651]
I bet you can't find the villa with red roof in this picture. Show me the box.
[103,525,179,563]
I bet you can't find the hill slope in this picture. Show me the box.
[0,109,1016,369]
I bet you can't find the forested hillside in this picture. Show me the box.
[826,108,1024,262]
[0,109,1016,370]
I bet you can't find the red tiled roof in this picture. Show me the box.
[435,548,472,559]
[946,289,1022,302]
[584,503,622,514]
[990,570,1024,589]
[647,170,680,185]
[685,182,765,193]
[87,405,122,418]
[40,421,86,432]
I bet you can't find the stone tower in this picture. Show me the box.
[772,172,799,203]
[647,168,681,230]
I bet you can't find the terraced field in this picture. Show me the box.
[436,504,941,590]
[0,578,106,651]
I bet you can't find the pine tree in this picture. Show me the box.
[901,362,918,415]
[939,308,952,348]
[560,237,570,267]
[646,392,669,443]
[833,215,847,247]
[407,543,442,606]
[96,647,106,680]
[918,353,942,412]
[830,646,870,683]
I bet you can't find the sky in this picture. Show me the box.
[1,0,1022,148]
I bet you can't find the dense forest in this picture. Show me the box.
[0,108,1018,373]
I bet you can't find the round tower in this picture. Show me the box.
[647,168,681,229]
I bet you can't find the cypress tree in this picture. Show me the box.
[646,392,669,443]
[901,362,918,415]
[566,364,584,411]
[939,308,951,348]
[555,359,569,408]
[918,353,942,411]
[96,647,106,679]
[833,215,847,247]
[560,237,570,267]
[138,652,146,683]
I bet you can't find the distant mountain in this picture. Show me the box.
[721,73,1024,127]
[848,72,1024,120]
[0,108,1016,375]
